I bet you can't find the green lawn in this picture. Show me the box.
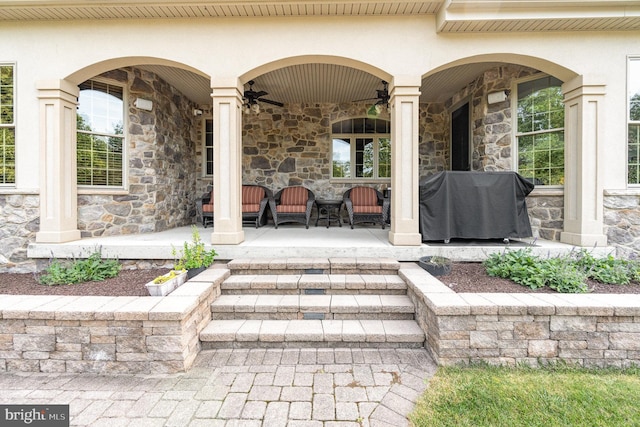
[409,364,640,427]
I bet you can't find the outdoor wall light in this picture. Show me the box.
[193,108,203,116]
[134,98,153,111]
[487,90,511,105]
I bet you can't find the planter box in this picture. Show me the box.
[145,270,188,296]
[418,256,452,276]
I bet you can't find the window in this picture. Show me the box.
[204,119,213,175]
[628,58,640,184]
[331,118,391,179]
[516,75,564,186]
[0,64,15,185]
[77,80,124,186]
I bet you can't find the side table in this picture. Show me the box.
[315,199,343,228]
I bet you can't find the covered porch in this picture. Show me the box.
[27,224,603,264]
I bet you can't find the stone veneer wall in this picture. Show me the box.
[401,263,640,368]
[0,195,40,273]
[242,103,391,199]
[78,68,200,237]
[604,192,640,256]
[0,268,228,374]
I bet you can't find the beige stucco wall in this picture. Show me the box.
[1,14,639,264]
[1,16,634,193]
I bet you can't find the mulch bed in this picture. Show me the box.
[1,263,639,296]
[0,268,169,296]
[438,262,640,294]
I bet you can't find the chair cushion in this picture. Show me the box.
[350,187,378,206]
[243,186,265,204]
[280,187,308,206]
[202,191,214,212]
[353,205,383,214]
[276,205,307,213]
[242,203,261,213]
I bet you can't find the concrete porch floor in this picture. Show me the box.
[27,224,611,263]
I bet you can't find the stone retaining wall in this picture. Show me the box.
[400,263,640,368]
[0,268,228,374]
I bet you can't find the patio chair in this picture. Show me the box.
[196,185,271,228]
[343,186,389,229]
[270,186,315,229]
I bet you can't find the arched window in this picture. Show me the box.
[331,117,391,180]
[77,79,125,187]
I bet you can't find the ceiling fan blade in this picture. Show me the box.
[257,98,284,107]
[352,97,379,102]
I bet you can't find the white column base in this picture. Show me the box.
[560,231,607,247]
[389,231,422,246]
[211,230,245,245]
[36,230,82,243]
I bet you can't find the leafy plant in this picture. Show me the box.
[152,269,187,284]
[484,248,639,293]
[173,226,218,270]
[484,249,547,290]
[39,252,121,286]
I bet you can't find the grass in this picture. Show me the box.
[409,364,640,427]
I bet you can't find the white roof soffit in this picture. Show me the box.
[0,1,443,21]
[437,0,640,32]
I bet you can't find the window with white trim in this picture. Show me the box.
[331,118,391,179]
[516,75,565,186]
[0,63,15,185]
[77,80,124,187]
[628,57,640,184]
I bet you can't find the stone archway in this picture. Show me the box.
[37,58,212,242]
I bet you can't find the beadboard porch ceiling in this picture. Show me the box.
[139,61,503,105]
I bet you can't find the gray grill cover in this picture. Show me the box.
[419,171,534,242]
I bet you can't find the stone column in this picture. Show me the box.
[35,80,82,243]
[389,76,422,246]
[210,78,244,244]
[560,75,607,247]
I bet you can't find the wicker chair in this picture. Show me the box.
[343,186,389,229]
[270,186,315,229]
[196,185,271,228]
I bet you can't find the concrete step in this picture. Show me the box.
[210,294,415,320]
[200,319,425,349]
[220,274,407,295]
[226,257,400,275]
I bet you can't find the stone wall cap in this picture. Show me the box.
[54,296,119,320]
[458,294,499,315]
[113,297,162,320]
[186,268,229,284]
[474,293,528,315]
[148,296,199,320]
[2,295,63,319]
[425,293,471,315]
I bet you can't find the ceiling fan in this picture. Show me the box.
[243,80,284,113]
[353,80,390,107]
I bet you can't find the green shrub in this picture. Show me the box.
[482,248,635,293]
[39,252,121,286]
[173,226,217,270]
[484,249,546,290]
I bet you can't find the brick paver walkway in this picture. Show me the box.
[0,348,436,426]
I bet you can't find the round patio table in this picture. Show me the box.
[315,199,343,228]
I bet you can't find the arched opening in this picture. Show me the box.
[417,55,580,241]
[68,58,212,238]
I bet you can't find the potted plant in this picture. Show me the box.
[145,268,188,296]
[173,226,218,279]
[418,255,452,276]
